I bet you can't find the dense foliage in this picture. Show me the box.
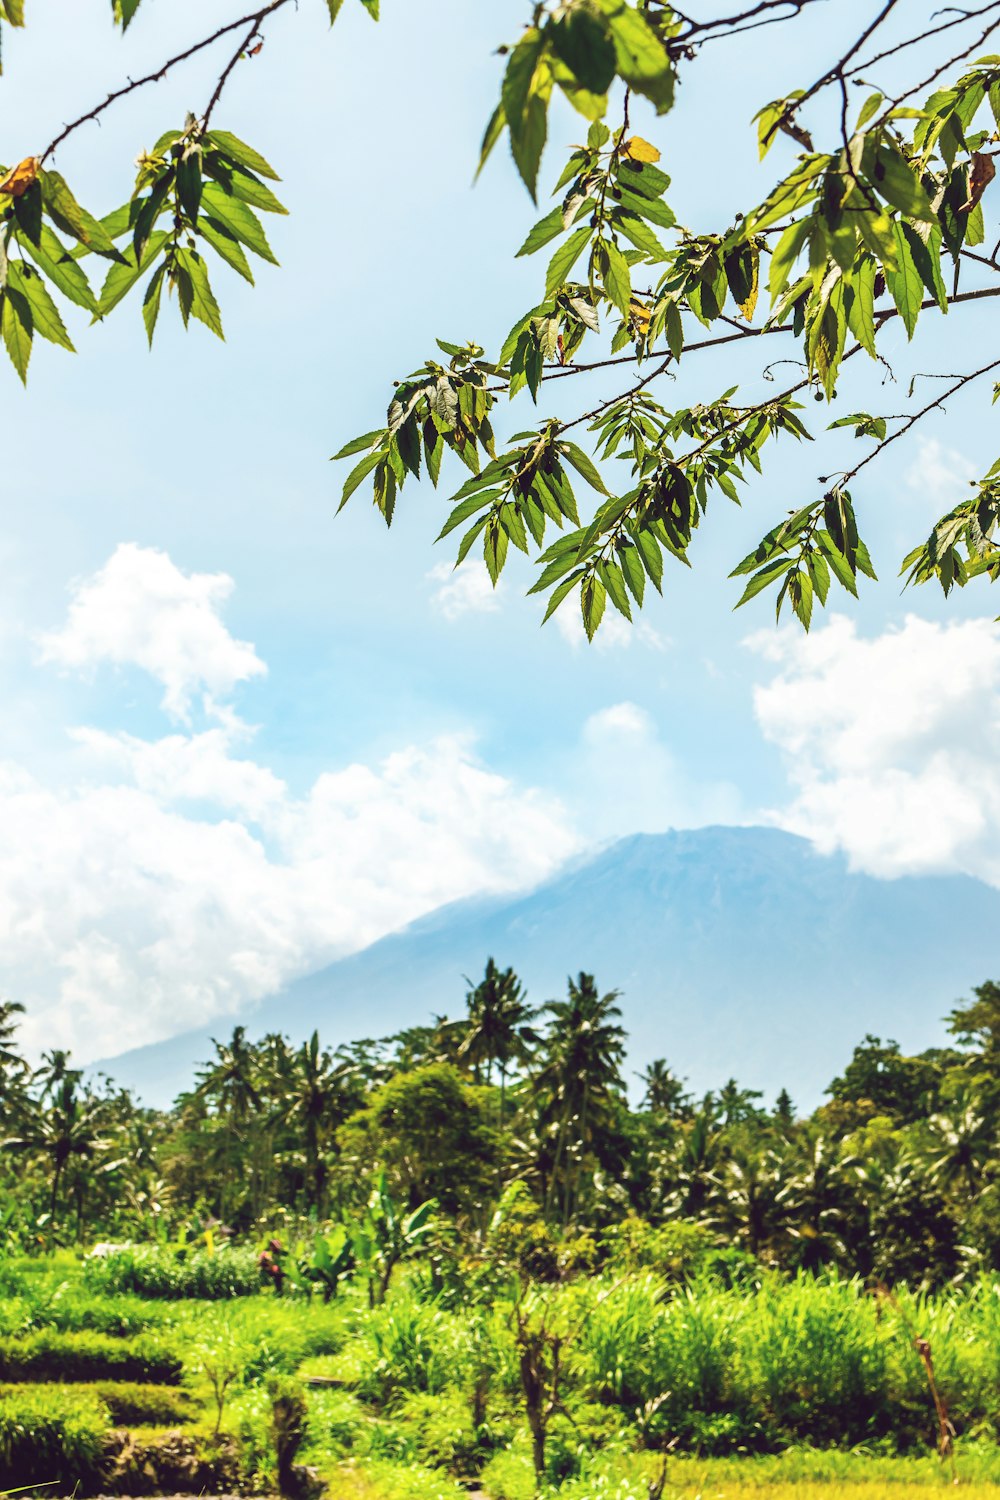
[1,970,1000,1290]
[1,973,1000,1492]
[2,4,1000,633]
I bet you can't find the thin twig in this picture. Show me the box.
[41,0,292,163]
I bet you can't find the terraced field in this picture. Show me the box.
[4,1250,1000,1499]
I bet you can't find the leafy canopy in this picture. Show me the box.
[3,0,1000,634]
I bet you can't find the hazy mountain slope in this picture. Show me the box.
[96,827,1000,1108]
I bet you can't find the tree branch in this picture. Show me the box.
[41,0,292,163]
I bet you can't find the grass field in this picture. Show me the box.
[3,1249,1000,1496]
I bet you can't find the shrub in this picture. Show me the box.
[84,1243,262,1299]
[0,1378,194,1426]
[0,1329,182,1384]
[0,1384,110,1490]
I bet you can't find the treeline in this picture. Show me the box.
[0,968,999,1287]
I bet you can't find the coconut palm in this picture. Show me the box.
[5,1075,107,1232]
[458,958,538,1119]
[536,972,626,1224]
[918,1094,996,1197]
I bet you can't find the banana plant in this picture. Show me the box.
[299,1226,354,1302]
[353,1171,437,1306]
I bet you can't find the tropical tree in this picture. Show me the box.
[285,1030,358,1216]
[195,1026,263,1222]
[917,1093,997,1198]
[459,957,538,1118]
[536,972,626,1224]
[4,1074,107,1232]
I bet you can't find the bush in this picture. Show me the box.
[84,1243,262,1299]
[0,1378,194,1426]
[0,1329,182,1384]
[0,1384,110,1490]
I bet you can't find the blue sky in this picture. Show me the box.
[2,0,999,1059]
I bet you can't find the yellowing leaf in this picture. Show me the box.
[623,135,660,164]
[0,156,39,198]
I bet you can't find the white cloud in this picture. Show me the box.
[39,544,265,721]
[572,701,743,840]
[749,613,1000,882]
[428,561,503,621]
[0,727,579,1062]
[554,607,669,653]
[905,436,977,513]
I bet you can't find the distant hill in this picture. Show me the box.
[95,826,1000,1109]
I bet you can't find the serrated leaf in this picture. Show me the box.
[580,573,606,639]
[517,205,565,258]
[603,239,631,315]
[884,220,921,338]
[1,285,32,382]
[20,224,96,312]
[7,262,73,350]
[561,441,610,496]
[338,449,383,511]
[96,230,168,318]
[545,224,593,297]
[205,130,280,182]
[201,186,278,264]
[141,263,165,348]
[198,216,254,283]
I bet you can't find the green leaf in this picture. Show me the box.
[884,220,922,338]
[1,286,32,382]
[13,181,42,246]
[338,449,383,511]
[545,224,593,297]
[663,299,682,359]
[201,186,278,264]
[541,570,583,622]
[599,558,632,620]
[326,0,345,20]
[734,557,790,608]
[844,256,876,356]
[903,221,947,314]
[198,217,254,283]
[517,205,565,258]
[855,93,882,130]
[484,516,509,583]
[548,6,615,94]
[477,103,506,180]
[562,441,611,495]
[359,0,379,17]
[768,217,810,303]
[332,429,384,461]
[40,171,119,257]
[7,263,73,350]
[597,0,674,113]
[872,143,935,221]
[603,239,632,315]
[205,130,280,182]
[20,224,97,313]
[615,211,668,261]
[176,150,203,225]
[203,159,287,215]
[141,263,165,348]
[501,29,549,200]
[96,230,168,318]
[580,573,607,640]
[113,0,143,26]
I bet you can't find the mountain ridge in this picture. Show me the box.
[93,826,1000,1108]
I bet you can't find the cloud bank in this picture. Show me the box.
[749,613,1000,883]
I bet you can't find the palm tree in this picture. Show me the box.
[5,1075,106,1232]
[195,1026,263,1221]
[0,1000,29,1126]
[639,1058,690,1118]
[918,1093,996,1198]
[777,1132,868,1270]
[459,958,538,1119]
[536,972,626,1224]
[286,1030,345,1216]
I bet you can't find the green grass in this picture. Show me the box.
[3,1252,1000,1496]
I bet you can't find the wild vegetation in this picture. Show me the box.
[1,970,1000,1494]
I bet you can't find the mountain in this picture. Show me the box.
[95,826,1000,1109]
